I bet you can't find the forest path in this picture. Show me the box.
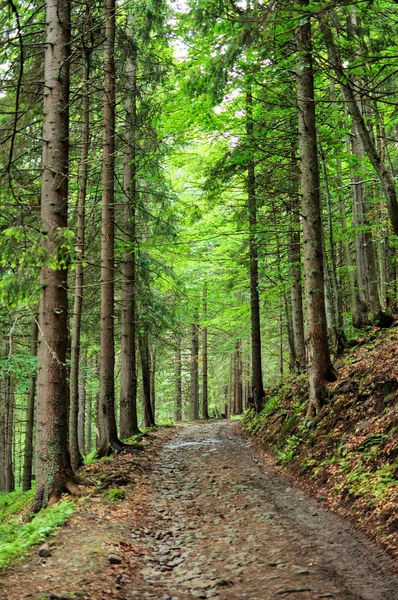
[131,420,398,600]
[1,421,397,600]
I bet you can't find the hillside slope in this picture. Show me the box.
[240,322,398,559]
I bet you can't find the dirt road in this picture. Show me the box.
[1,421,397,600]
[132,421,397,600]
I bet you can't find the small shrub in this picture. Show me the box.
[108,488,125,501]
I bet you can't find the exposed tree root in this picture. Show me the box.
[64,480,82,496]
[111,440,144,454]
[29,478,81,516]
[96,439,145,459]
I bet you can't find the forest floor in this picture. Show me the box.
[1,421,397,600]
[240,322,398,560]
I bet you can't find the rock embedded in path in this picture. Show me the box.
[38,543,52,557]
[191,578,218,589]
[108,552,123,564]
[190,591,207,598]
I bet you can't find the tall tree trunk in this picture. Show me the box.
[228,352,233,416]
[174,336,182,422]
[70,46,91,471]
[86,397,92,453]
[234,339,243,415]
[289,227,306,372]
[97,0,121,456]
[0,370,6,492]
[32,0,74,512]
[345,112,370,327]
[5,373,15,493]
[322,227,340,353]
[22,319,38,491]
[202,284,209,419]
[288,155,306,372]
[279,312,284,380]
[190,317,199,420]
[320,15,398,236]
[245,349,252,408]
[224,384,228,418]
[330,77,359,327]
[246,90,264,413]
[296,0,336,417]
[139,332,155,428]
[319,141,348,353]
[78,356,86,456]
[119,18,139,438]
[385,239,396,311]
[150,347,156,421]
[362,188,387,325]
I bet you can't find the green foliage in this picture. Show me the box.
[229,414,242,421]
[336,461,398,504]
[0,488,34,522]
[83,451,99,465]
[0,489,74,570]
[108,488,125,501]
[275,434,302,465]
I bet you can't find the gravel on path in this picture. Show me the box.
[131,420,398,600]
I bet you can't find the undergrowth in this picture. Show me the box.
[240,324,398,557]
[0,488,75,570]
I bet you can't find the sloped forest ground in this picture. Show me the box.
[0,421,397,600]
[240,321,398,560]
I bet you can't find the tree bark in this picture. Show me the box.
[22,319,38,491]
[234,339,243,415]
[0,385,5,492]
[97,0,121,456]
[174,336,182,422]
[86,393,92,454]
[70,45,91,471]
[319,140,348,353]
[330,77,359,327]
[78,357,86,455]
[202,284,209,419]
[5,372,15,493]
[289,217,306,372]
[190,318,199,420]
[32,0,74,512]
[322,222,340,354]
[320,16,398,236]
[296,0,336,417]
[150,347,156,421]
[228,352,233,416]
[284,151,306,373]
[279,312,284,380]
[246,90,264,413]
[119,18,139,439]
[345,111,370,327]
[139,332,155,428]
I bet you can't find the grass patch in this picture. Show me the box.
[0,488,75,570]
